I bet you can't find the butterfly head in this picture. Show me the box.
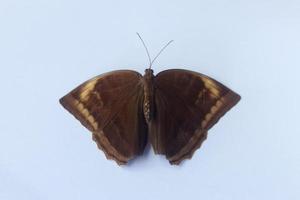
[144,68,154,79]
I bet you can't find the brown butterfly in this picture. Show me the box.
[59,34,241,165]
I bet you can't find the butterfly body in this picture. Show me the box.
[142,69,155,123]
[60,68,240,165]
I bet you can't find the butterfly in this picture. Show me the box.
[59,34,241,165]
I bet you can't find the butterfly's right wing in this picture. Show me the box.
[60,70,148,165]
[151,69,240,165]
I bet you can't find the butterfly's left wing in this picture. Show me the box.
[60,70,147,165]
[150,69,241,164]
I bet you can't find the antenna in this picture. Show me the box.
[136,32,152,68]
[150,40,173,68]
[136,32,174,69]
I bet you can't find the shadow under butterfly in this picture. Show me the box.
[59,34,241,165]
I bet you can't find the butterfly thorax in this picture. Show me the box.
[143,69,155,123]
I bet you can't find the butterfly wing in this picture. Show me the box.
[60,70,147,165]
[151,69,241,164]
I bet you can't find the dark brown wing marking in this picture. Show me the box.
[152,69,241,164]
[60,70,148,165]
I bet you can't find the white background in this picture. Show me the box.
[1,0,299,199]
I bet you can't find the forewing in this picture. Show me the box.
[60,70,147,165]
[152,69,241,164]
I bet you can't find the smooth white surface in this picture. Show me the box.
[1,0,299,199]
